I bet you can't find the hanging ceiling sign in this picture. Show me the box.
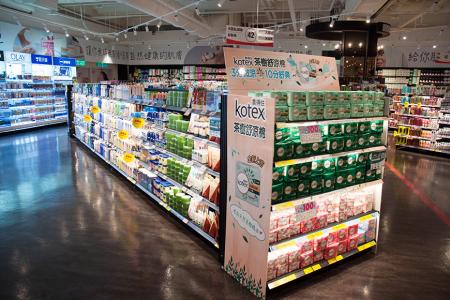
[4,51,31,63]
[52,57,76,67]
[31,54,52,65]
[226,25,274,47]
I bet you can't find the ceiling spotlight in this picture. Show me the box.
[358,42,363,47]
[402,35,407,40]
[380,45,384,49]
[44,25,50,33]
[133,28,137,36]
[148,45,151,50]
[303,45,307,49]
[115,36,119,42]
[195,7,200,16]
[334,44,339,49]
[145,25,149,32]
[299,26,304,32]
[366,16,371,23]
[322,43,326,46]
[348,42,352,48]
[124,32,128,39]
[329,18,335,28]
[101,37,105,44]
[218,0,225,8]
[84,35,89,41]
[433,45,437,48]
[157,20,162,29]
[64,30,69,37]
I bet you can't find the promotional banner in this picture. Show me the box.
[226,25,274,47]
[225,93,275,299]
[31,54,52,65]
[377,46,450,68]
[224,48,340,94]
[4,51,31,63]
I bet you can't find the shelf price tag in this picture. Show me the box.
[417,102,422,109]
[123,153,135,163]
[295,199,316,222]
[404,101,409,108]
[299,125,322,144]
[132,117,145,128]
[118,129,129,140]
[83,114,92,122]
[91,105,100,114]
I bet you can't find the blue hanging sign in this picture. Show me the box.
[52,57,76,67]
[31,54,52,65]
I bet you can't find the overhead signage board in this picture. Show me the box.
[31,54,52,65]
[4,51,31,63]
[226,25,274,47]
[53,57,76,67]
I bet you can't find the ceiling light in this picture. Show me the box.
[133,28,137,36]
[84,35,89,41]
[348,42,352,48]
[195,7,200,16]
[304,45,308,49]
[402,35,407,40]
[101,37,105,44]
[366,16,371,23]
[329,18,335,28]
[148,45,151,50]
[334,44,339,49]
[115,36,119,42]
[124,32,128,39]
[44,25,50,33]
[299,26,304,32]
[145,25,149,32]
[322,43,326,46]
[157,20,162,29]
[358,42,363,47]
[218,0,225,8]
[433,45,437,48]
[64,30,69,37]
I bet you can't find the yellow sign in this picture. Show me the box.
[132,117,145,128]
[312,264,321,271]
[118,129,129,140]
[83,114,92,122]
[417,102,422,109]
[123,153,135,163]
[91,105,100,114]
[404,101,409,108]
[303,267,313,275]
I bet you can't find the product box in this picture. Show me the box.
[313,249,324,262]
[310,139,327,154]
[357,152,368,166]
[324,243,338,260]
[297,179,310,197]
[311,160,324,175]
[288,91,307,106]
[298,162,312,178]
[309,175,323,194]
[358,121,371,133]
[264,91,288,106]
[288,250,301,272]
[344,135,357,151]
[337,240,348,255]
[288,106,308,121]
[355,166,366,183]
[322,172,335,192]
[306,91,324,106]
[356,133,369,149]
[336,155,349,170]
[347,235,359,250]
[273,166,285,184]
[323,91,339,105]
[363,104,373,117]
[335,170,348,189]
[351,104,365,118]
[275,127,291,143]
[293,141,311,158]
[337,227,349,241]
[274,142,294,161]
[301,217,316,233]
[328,136,345,153]
[272,183,284,203]
[315,213,328,229]
[283,179,298,201]
[346,154,357,169]
[372,101,385,117]
[370,120,384,132]
[338,104,351,118]
[365,167,383,182]
[300,251,314,268]
[344,122,358,135]
[367,132,383,147]
[348,224,358,236]
[275,106,289,122]
[307,105,324,120]
[322,157,336,172]
[286,164,300,180]
[346,168,356,186]
[323,105,340,119]
[314,236,328,251]
[300,240,313,253]
[327,123,343,136]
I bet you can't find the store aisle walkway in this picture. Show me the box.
[0,127,449,299]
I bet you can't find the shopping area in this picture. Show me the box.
[0,0,449,299]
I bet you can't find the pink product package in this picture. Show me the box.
[337,240,348,254]
[324,243,339,260]
[301,217,316,233]
[327,231,339,246]
[337,227,349,241]
[299,240,313,254]
[314,236,328,251]
[288,250,301,272]
[347,224,359,236]
[315,212,328,229]
[300,251,314,268]
[313,249,324,262]
[347,234,359,250]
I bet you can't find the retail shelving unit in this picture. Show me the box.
[0,52,75,133]
[69,82,227,253]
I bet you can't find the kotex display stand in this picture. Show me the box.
[223,48,387,298]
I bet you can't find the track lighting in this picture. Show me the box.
[366,16,371,23]
[84,35,89,41]
[329,18,335,28]
[157,20,162,29]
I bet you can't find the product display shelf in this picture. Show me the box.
[70,83,225,251]
[267,240,377,289]
[277,117,388,128]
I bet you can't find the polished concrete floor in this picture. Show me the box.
[0,126,449,299]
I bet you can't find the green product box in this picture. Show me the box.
[328,123,343,136]
[275,127,291,143]
[366,91,376,102]
[271,183,284,203]
[338,104,351,118]
[346,153,358,169]
[370,120,384,132]
[348,91,360,103]
[283,179,298,200]
[336,155,348,170]
[285,164,300,180]
[297,179,310,198]
[309,175,323,195]
[288,91,307,106]
[293,141,311,158]
[274,141,294,161]
[306,91,324,106]
[365,166,383,182]
[322,172,335,192]
[375,91,385,101]
[355,166,366,183]
[335,170,348,189]
[336,91,348,104]
[357,152,368,166]
[356,134,369,149]
[363,104,373,117]
[328,136,344,153]
[272,166,285,184]
[311,159,324,175]
[323,105,340,119]
[310,139,327,154]
[372,103,385,117]
[265,91,288,106]
[367,132,383,147]
[344,135,357,151]
[351,104,365,118]
[288,106,308,121]
[322,157,336,172]
[358,122,371,133]
[275,106,289,122]
[298,162,312,178]
[344,122,359,135]
[323,91,340,105]
[307,105,324,120]
[368,150,386,165]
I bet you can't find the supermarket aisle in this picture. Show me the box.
[0,127,449,299]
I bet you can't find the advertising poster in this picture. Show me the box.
[224,93,275,298]
[224,47,340,94]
